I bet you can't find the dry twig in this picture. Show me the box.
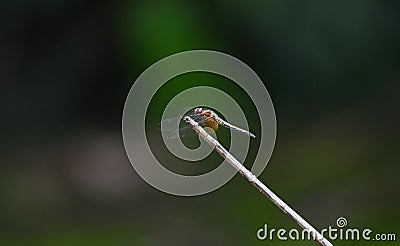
[184,116,333,246]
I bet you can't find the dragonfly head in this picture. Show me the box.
[194,107,203,115]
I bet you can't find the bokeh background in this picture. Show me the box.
[1,0,399,245]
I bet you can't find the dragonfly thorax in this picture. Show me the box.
[205,117,219,131]
[194,108,218,131]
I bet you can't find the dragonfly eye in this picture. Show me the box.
[194,107,203,115]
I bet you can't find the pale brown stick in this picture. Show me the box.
[184,116,333,246]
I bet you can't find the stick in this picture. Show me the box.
[183,116,333,246]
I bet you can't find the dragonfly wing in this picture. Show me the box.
[163,130,180,139]
[159,113,206,131]
[163,127,199,139]
[160,115,210,139]
[159,117,183,131]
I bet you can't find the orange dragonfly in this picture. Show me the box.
[160,107,255,139]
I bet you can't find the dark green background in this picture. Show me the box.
[1,0,399,245]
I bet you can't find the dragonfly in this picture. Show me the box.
[160,107,256,139]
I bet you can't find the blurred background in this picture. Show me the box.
[1,0,399,245]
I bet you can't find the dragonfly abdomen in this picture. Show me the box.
[216,118,256,138]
